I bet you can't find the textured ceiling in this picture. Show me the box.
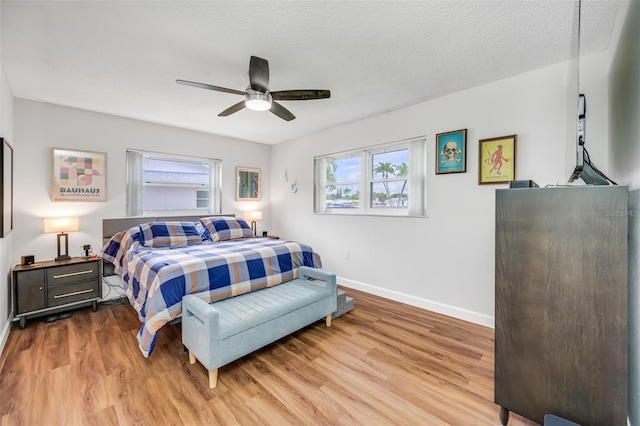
[1,1,619,145]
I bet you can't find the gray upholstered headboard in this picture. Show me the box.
[101,214,234,276]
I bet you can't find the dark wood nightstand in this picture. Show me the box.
[13,257,102,329]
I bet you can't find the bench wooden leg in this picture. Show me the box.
[325,314,332,327]
[209,369,218,389]
[188,350,218,388]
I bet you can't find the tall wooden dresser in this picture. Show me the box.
[494,186,628,425]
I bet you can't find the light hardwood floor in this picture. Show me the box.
[0,288,537,425]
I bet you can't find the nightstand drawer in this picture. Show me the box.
[46,263,100,287]
[47,280,100,307]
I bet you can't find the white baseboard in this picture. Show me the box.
[0,314,13,358]
[337,276,495,329]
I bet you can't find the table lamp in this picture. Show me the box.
[44,217,79,261]
[244,211,262,236]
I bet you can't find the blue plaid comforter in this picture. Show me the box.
[101,228,322,357]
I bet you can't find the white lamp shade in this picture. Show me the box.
[44,217,79,233]
[244,211,263,221]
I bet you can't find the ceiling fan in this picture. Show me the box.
[176,56,331,121]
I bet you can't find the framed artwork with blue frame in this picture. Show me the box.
[436,129,467,174]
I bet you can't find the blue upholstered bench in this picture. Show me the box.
[182,266,337,388]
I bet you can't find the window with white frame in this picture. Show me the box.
[126,149,222,216]
[314,137,426,216]
[323,155,361,209]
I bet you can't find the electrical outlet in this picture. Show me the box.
[344,249,349,259]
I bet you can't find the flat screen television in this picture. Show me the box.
[567,94,614,185]
[566,0,615,185]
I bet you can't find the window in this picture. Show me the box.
[126,149,222,216]
[370,148,409,209]
[324,156,361,209]
[196,190,209,208]
[314,137,426,216]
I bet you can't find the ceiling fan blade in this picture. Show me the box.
[176,79,245,96]
[271,90,331,101]
[249,56,269,92]
[218,101,246,117]
[270,101,296,121]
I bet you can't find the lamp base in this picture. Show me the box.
[56,232,71,262]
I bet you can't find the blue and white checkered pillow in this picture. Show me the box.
[194,220,211,241]
[200,217,253,242]
[138,221,203,248]
[100,226,141,269]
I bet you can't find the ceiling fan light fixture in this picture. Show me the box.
[177,56,329,121]
[245,90,272,111]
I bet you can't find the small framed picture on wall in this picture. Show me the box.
[478,134,517,184]
[436,129,467,174]
[1,138,13,237]
[236,166,261,201]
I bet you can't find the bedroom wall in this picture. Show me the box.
[271,54,610,327]
[12,100,271,283]
[608,1,639,423]
[0,3,16,356]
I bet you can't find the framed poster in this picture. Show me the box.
[436,129,467,174]
[51,148,107,202]
[236,166,261,200]
[478,135,517,184]
[1,139,13,237]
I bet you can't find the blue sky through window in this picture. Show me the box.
[372,150,408,179]
[333,157,361,182]
[333,149,408,182]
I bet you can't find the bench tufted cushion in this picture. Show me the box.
[213,280,333,339]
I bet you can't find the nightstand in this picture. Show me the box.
[13,257,102,329]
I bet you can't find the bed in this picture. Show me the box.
[101,215,322,357]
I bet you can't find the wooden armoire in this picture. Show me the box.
[494,186,628,425]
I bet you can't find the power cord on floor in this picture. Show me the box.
[100,277,127,305]
[100,295,127,305]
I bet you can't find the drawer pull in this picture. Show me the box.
[53,288,94,299]
[53,269,94,279]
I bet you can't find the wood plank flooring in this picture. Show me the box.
[0,288,537,425]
